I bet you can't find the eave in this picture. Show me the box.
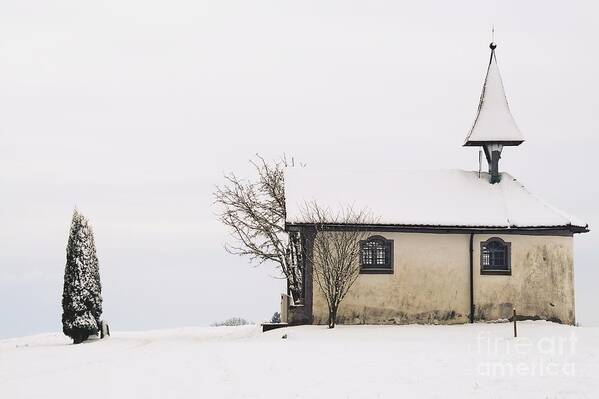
[463,140,524,147]
[285,222,589,236]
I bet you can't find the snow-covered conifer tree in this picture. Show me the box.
[62,210,103,344]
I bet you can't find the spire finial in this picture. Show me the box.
[490,26,497,50]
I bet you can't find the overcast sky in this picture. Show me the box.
[1,1,597,338]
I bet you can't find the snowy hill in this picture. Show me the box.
[1,322,598,398]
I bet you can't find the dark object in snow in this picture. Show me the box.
[270,312,281,324]
[62,210,103,344]
[100,320,110,339]
[261,323,289,332]
[281,334,287,339]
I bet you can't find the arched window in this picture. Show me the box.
[480,237,511,275]
[360,235,393,274]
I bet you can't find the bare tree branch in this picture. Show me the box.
[302,202,374,328]
[214,154,304,302]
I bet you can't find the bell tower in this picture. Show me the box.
[464,42,524,183]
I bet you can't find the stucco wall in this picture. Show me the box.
[311,232,575,325]
[473,234,574,324]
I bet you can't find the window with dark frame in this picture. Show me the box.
[481,238,511,275]
[360,236,393,274]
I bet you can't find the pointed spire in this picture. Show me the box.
[464,42,524,146]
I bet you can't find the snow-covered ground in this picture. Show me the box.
[1,321,598,398]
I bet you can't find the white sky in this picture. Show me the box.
[1,0,597,337]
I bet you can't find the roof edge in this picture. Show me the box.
[463,140,524,147]
[286,222,589,235]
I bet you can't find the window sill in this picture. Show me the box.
[481,269,511,276]
[360,268,394,274]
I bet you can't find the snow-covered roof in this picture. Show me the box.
[464,44,524,146]
[284,168,588,231]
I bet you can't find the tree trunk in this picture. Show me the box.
[73,333,87,344]
[328,306,337,329]
[288,271,301,303]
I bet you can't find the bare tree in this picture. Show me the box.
[211,317,251,327]
[214,154,304,302]
[303,203,372,328]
